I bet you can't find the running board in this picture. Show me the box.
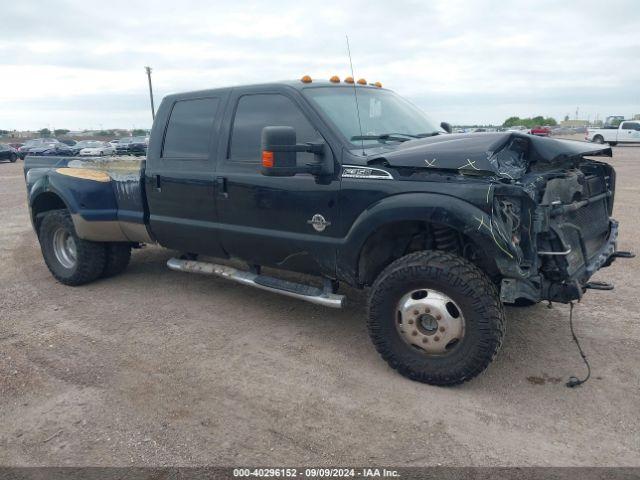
[166,258,345,309]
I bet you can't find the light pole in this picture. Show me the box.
[145,66,155,120]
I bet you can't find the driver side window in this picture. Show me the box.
[229,94,318,163]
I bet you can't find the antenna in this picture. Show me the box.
[346,35,365,155]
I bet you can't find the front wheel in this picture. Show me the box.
[593,135,604,144]
[367,251,505,386]
[9,153,17,163]
[39,210,106,285]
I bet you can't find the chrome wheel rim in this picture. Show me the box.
[396,288,465,355]
[52,228,77,269]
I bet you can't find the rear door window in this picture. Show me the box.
[162,98,219,158]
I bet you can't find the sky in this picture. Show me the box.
[1,0,639,130]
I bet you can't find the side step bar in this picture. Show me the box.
[167,258,345,309]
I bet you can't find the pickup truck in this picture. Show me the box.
[23,77,628,385]
[586,120,640,145]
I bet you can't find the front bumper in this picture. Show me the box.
[501,219,619,304]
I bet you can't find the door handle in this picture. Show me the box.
[216,176,228,198]
[155,175,161,192]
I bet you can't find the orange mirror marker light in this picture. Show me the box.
[357,78,367,85]
[300,75,312,83]
[344,76,354,84]
[262,151,274,168]
[330,75,340,83]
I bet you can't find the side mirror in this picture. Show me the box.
[260,126,330,177]
[440,121,452,134]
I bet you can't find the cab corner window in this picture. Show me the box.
[162,97,219,158]
[229,94,318,163]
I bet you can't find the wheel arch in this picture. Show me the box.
[337,193,518,286]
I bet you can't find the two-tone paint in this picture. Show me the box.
[23,80,619,304]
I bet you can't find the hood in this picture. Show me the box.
[370,132,612,180]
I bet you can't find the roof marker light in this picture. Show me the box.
[330,75,340,83]
[344,76,354,84]
[374,81,382,88]
[300,75,312,83]
[357,78,367,85]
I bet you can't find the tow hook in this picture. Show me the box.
[612,251,635,259]
[585,281,614,291]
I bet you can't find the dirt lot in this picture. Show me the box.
[1,143,639,467]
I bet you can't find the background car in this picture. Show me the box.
[0,144,18,163]
[530,126,551,136]
[18,138,61,159]
[78,141,115,156]
[128,136,148,156]
[29,144,75,156]
[71,140,108,155]
[115,137,133,155]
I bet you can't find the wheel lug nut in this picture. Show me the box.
[422,338,428,343]
[408,319,414,324]
[425,308,430,313]
[439,326,445,332]
[412,331,418,336]
[434,336,440,341]
[436,314,442,320]
[413,310,419,315]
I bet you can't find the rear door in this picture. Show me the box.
[145,94,228,256]
[213,87,341,277]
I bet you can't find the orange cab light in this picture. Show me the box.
[357,78,367,85]
[344,76,354,84]
[262,151,274,168]
[374,81,382,88]
[300,75,312,83]
[329,75,340,83]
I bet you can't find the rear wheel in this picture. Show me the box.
[368,250,505,386]
[9,153,17,163]
[39,210,106,286]
[593,135,604,144]
[609,142,617,147]
[102,243,132,278]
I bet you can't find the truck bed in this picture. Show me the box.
[24,155,151,243]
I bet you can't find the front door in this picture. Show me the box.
[214,89,341,277]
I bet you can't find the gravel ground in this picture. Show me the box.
[0,142,638,467]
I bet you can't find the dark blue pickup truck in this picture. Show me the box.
[23,77,627,385]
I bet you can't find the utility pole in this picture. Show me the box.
[145,66,155,120]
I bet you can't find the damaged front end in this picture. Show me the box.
[373,132,621,304]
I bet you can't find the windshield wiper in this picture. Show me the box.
[415,132,441,138]
[350,133,418,143]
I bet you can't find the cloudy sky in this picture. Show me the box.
[2,0,639,130]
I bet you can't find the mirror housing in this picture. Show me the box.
[260,126,330,177]
[440,121,452,134]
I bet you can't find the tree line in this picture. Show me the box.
[502,116,557,128]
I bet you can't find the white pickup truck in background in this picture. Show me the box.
[586,120,640,145]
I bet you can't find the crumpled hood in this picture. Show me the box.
[371,132,612,180]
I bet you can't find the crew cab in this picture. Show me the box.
[23,77,629,385]
[587,120,640,145]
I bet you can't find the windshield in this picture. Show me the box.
[303,87,441,147]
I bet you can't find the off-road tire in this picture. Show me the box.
[9,153,17,163]
[367,250,506,386]
[102,243,131,278]
[39,209,106,286]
